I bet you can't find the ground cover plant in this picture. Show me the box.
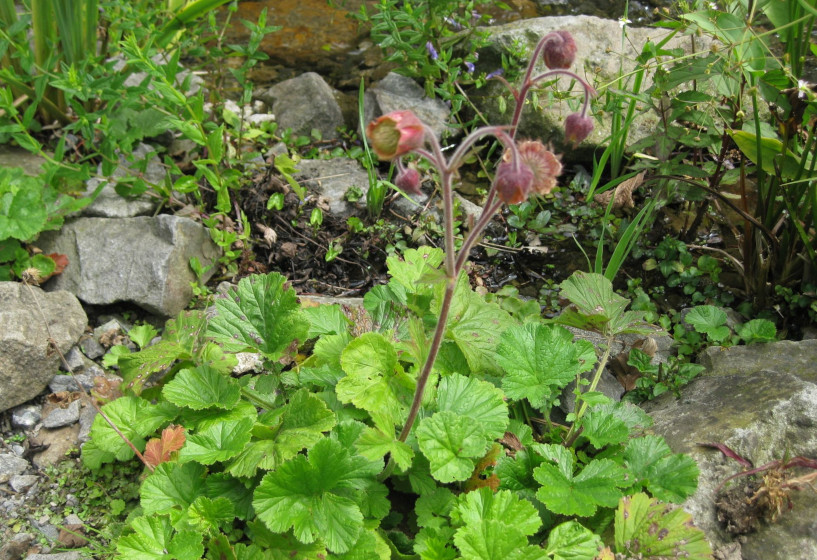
[75,30,713,559]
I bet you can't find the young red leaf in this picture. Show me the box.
[144,425,186,468]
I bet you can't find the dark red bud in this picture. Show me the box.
[495,160,534,205]
[542,31,577,70]
[395,166,422,195]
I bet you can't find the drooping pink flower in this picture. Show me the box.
[564,113,594,145]
[366,110,426,160]
[542,31,577,69]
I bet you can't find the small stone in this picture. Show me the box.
[25,552,82,560]
[79,336,105,359]
[0,532,34,560]
[42,400,81,428]
[11,444,25,456]
[60,347,85,372]
[65,496,80,509]
[32,520,60,543]
[48,374,94,394]
[12,404,42,429]
[0,453,29,483]
[94,318,129,345]
[9,474,38,493]
[77,404,97,443]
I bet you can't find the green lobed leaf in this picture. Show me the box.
[542,521,601,560]
[417,411,489,483]
[415,487,457,529]
[187,496,234,532]
[88,397,177,461]
[252,437,383,553]
[452,487,541,537]
[684,305,729,342]
[436,373,509,440]
[337,332,415,431]
[178,417,254,465]
[0,168,47,241]
[386,246,445,295]
[355,426,415,471]
[302,303,352,338]
[580,407,630,449]
[737,318,776,343]
[141,462,207,517]
[497,324,592,410]
[614,493,712,559]
[414,526,458,560]
[202,473,254,520]
[439,275,514,374]
[534,457,626,517]
[453,519,531,560]
[116,515,204,560]
[245,519,328,558]
[332,527,391,560]
[624,436,698,503]
[162,365,241,410]
[206,272,309,359]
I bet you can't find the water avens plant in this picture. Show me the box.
[365,30,596,471]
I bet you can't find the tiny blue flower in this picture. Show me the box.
[464,61,475,74]
[426,41,438,60]
[486,68,504,80]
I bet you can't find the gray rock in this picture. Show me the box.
[48,374,95,394]
[0,145,46,176]
[471,16,711,157]
[38,215,221,316]
[42,400,81,429]
[0,453,29,484]
[0,532,34,560]
[294,158,371,219]
[9,474,38,493]
[0,283,87,413]
[11,444,24,456]
[81,143,163,218]
[78,404,98,443]
[94,318,129,342]
[258,72,344,140]
[79,337,105,359]
[364,72,452,139]
[59,347,85,372]
[12,404,42,429]
[63,513,82,525]
[643,343,817,560]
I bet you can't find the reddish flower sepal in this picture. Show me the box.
[542,31,577,70]
[366,110,426,160]
[564,113,594,145]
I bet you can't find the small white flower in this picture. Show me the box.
[797,79,810,99]
[709,2,718,10]
[618,17,632,29]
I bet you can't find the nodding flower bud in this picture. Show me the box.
[495,155,535,205]
[517,140,562,196]
[366,110,426,160]
[542,31,577,69]
[564,113,594,145]
[395,165,422,195]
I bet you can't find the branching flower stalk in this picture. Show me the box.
[367,31,596,477]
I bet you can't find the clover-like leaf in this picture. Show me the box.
[497,324,593,410]
[162,365,240,410]
[417,411,489,483]
[253,437,383,553]
[534,457,626,517]
[207,272,309,359]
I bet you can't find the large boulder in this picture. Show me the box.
[37,215,221,316]
[0,283,87,413]
[642,340,817,560]
[257,72,345,141]
[470,15,711,158]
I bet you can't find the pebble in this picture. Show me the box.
[11,444,25,456]
[11,404,42,429]
[77,404,97,443]
[9,474,38,493]
[60,347,86,372]
[25,552,83,560]
[79,336,105,359]
[0,453,29,483]
[65,495,79,508]
[42,400,81,429]
[31,516,60,542]
[48,374,94,394]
